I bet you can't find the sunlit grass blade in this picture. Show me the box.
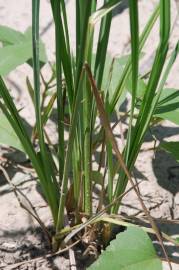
[90,0,121,24]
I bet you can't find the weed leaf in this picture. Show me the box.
[0,111,24,152]
[0,25,25,45]
[89,227,162,270]
[0,26,47,75]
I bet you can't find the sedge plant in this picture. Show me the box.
[0,0,179,265]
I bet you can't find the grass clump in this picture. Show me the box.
[0,0,178,268]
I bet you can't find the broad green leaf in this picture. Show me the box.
[89,227,162,270]
[0,111,24,152]
[118,52,144,67]
[0,25,47,75]
[0,25,25,45]
[101,53,146,109]
[0,41,32,75]
[114,54,130,66]
[24,27,33,40]
[101,54,124,101]
[126,77,147,99]
[155,110,179,125]
[91,53,128,109]
[160,141,179,162]
[0,40,46,76]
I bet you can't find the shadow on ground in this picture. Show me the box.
[145,124,179,195]
[113,0,129,17]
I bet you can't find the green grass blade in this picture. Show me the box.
[0,77,54,215]
[125,0,139,163]
[56,69,85,232]
[32,0,59,224]
[94,0,112,88]
[53,0,64,182]
[112,0,171,213]
[110,4,160,112]
[82,1,96,215]
[50,1,74,110]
